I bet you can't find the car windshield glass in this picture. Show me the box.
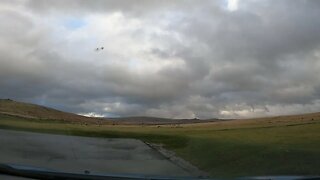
[0,1,319,179]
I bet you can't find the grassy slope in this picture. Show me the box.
[0,113,319,178]
[0,99,215,125]
[0,99,104,123]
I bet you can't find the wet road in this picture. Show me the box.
[0,129,190,177]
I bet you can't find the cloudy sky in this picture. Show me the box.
[1,0,320,119]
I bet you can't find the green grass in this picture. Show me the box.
[0,114,319,178]
[177,125,320,177]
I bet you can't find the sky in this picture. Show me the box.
[1,0,320,119]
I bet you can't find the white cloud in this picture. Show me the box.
[227,0,239,11]
[79,112,105,118]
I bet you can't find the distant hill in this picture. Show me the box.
[108,116,219,125]
[0,99,219,125]
[4,99,318,126]
[0,99,104,124]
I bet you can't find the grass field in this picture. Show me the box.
[0,113,319,178]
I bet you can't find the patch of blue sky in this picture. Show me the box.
[63,17,87,29]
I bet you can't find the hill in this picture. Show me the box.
[0,99,104,124]
[0,99,218,125]
[109,116,218,125]
[1,98,319,126]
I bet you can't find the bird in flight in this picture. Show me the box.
[95,47,104,51]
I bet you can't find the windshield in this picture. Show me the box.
[0,0,319,179]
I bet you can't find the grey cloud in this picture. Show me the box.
[1,0,320,118]
[25,0,180,16]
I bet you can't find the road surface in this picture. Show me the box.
[0,129,191,178]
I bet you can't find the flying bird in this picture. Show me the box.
[95,47,104,52]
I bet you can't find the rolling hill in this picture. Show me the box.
[108,116,219,125]
[1,98,319,126]
[0,99,218,125]
[0,99,104,124]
